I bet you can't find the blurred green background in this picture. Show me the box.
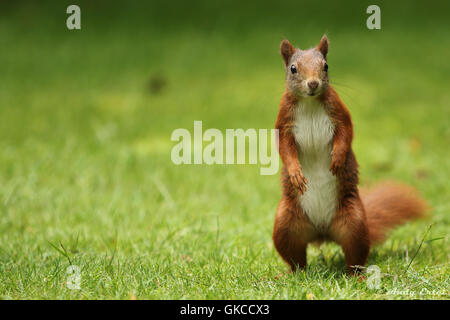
[0,0,448,299]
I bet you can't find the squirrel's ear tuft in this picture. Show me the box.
[317,35,329,59]
[280,39,295,66]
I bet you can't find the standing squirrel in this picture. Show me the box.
[273,35,427,275]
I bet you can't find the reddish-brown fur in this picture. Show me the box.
[360,182,428,244]
[273,37,427,275]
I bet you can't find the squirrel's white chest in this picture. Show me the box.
[292,100,338,229]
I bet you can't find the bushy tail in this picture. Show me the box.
[360,182,428,244]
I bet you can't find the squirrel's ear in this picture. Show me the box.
[280,39,295,66]
[317,35,328,59]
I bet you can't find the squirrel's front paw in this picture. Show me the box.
[330,151,346,175]
[289,167,308,194]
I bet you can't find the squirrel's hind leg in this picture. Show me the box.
[331,200,370,275]
[273,198,313,272]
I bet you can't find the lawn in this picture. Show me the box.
[0,0,448,299]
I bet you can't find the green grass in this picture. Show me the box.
[0,0,449,299]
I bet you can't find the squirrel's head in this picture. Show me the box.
[280,35,329,98]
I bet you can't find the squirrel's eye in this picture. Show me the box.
[324,63,328,72]
[290,65,297,74]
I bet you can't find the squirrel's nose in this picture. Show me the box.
[307,81,319,90]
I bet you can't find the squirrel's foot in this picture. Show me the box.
[289,168,308,194]
[330,151,345,175]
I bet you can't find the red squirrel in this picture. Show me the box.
[273,35,427,275]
